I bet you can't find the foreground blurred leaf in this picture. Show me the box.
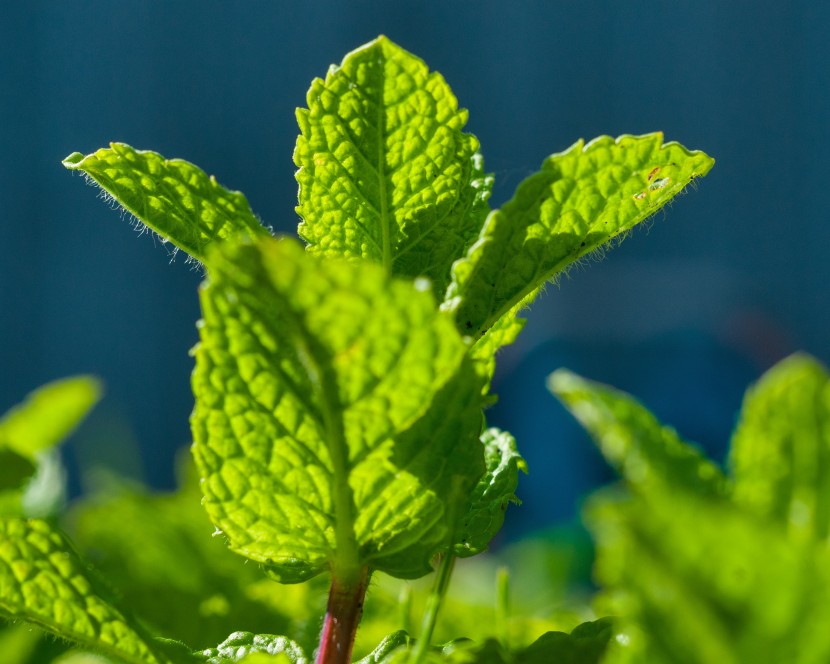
[192,237,484,582]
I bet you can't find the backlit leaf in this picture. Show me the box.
[63,145,267,264]
[445,134,714,339]
[295,35,489,298]
[453,429,526,557]
[201,632,307,664]
[0,518,175,664]
[191,237,484,582]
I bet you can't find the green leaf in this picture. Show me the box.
[355,630,410,664]
[466,303,528,393]
[294,35,489,298]
[453,429,526,557]
[200,633,307,664]
[0,376,101,458]
[237,655,292,664]
[729,353,830,540]
[549,369,727,498]
[52,653,115,664]
[587,491,830,664]
[517,618,613,664]
[0,624,42,664]
[0,518,173,664]
[191,236,484,582]
[435,621,612,664]
[0,450,37,492]
[63,144,267,264]
[67,460,306,650]
[445,134,714,339]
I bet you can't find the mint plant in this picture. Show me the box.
[550,353,830,664]
[1,36,714,663]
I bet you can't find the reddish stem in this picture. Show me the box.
[316,566,370,664]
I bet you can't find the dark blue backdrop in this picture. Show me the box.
[2,2,827,535]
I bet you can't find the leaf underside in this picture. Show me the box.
[63,144,267,264]
[191,237,484,582]
[0,518,169,664]
[446,134,715,341]
[453,428,525,557]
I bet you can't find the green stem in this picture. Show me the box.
[495,566,510,651]
[316,566,370,664]
[409,553,456,664]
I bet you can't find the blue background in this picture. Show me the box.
[2,2,827,536]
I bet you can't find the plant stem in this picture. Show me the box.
[495,566,510,651]
[409,553,456,664]
[316,565,370,664]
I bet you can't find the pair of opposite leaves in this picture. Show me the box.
[63,35,713,584]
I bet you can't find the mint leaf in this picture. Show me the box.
[588,491,830,664]
[518,618,612,664]
[433,620,612,664]
[467,304,527,392]
[201,633,307,664]
[0,376,101,458]
[549,369,727,498]
[191,237,484,581]
[729,353,830,539]
[0,450,36,492]
[453,429,526,557]
[294,35,489,297]
[0,377,99,518]
[63,145,267,264]
[68,461,306,650]
[0,518,173,664]
[445,134,714,340]
[355,631,410,664]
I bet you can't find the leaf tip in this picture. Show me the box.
[62,152,85,169]
[546,368,582,398]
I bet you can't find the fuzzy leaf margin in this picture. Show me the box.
[63,144,267,263]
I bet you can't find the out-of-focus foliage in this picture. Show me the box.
[66,458,327,652]
[552,353,830,664]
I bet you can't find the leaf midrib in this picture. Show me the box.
[375,50,392,271]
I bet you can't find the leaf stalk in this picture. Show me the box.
[316,565,370,664]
